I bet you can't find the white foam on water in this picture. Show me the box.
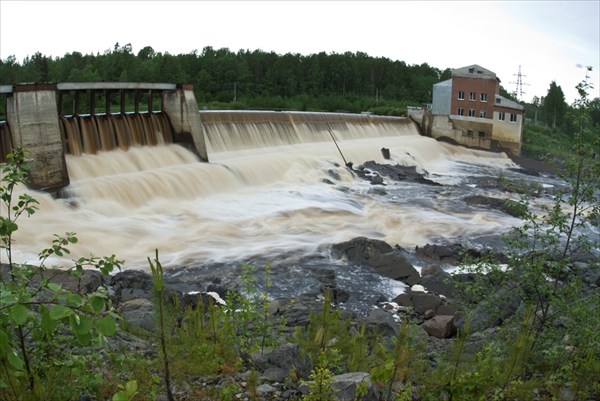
[5,125,519,271]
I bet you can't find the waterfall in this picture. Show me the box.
[200,111,417,153]
[59,112,174,156]
[9,110,520,271]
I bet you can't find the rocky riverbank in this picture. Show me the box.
[4,154,596,400]
[12,224,596,401]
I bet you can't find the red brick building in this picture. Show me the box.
[428,64,525,155]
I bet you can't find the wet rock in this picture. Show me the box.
[206,282,229,299]
[420,271,456,299]
[437,304,460,316]
[257,383,278,397]
[331,237,420,285]
[392,293,412,308]
[411,292,443,314]
[327,169,341,181]
[421,264,445,277]
[356,161,442,186]
[463,194,527,218]
[300,372,379,401]
[331,237,394,263]
[455,286,523,333]
[119,298,155,331]
[110,270,154,304]
[282,302,312,327]
[252,343,312,380]
[365,308,399,338]
[0,265,105,295]
[415,243,465,265]
[368,187,388,196]
[330,372,379,401]
[422,315,456,339]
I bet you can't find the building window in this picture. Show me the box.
[466,130,474,137]
[478,131,486,138]
[480,110,487,118]
[458,91,465,100]
[457,108,464,116]
[469,92,476,101]
[480,93,488,102]
[496,97,501,104]
[510,113,518,122]
[468,109,476,117]
[498,112,506,121]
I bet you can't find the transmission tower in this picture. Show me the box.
[510,65,529,100]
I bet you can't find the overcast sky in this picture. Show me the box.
[1,1,598,104]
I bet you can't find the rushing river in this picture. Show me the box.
[5,115,571,312]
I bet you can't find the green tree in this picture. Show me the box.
[541,80,567,128]
[0,149,122,400]
[0,56,19,85]
[456,70,600,399]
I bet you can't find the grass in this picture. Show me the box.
[521,123,574,161]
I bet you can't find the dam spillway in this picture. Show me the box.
[1,82,208,191]
[0,81,417,191]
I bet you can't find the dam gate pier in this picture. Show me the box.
[0,82,208,192]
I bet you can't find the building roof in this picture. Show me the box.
[452,64,497,80]
[433,79,452,87]
[495,95,525,111]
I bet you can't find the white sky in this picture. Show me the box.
[1,0,599,104]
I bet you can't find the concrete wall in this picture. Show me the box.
[491,110,523,155]
[432,80,451,115]
[6,84,69,191]
[430,114,522,155]
[163,85,208,162]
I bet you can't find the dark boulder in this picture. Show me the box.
[356,161,442,186]
[110,270,155,303]
[365,308,399,338]
[422,315,456,339]
[331,237,420,285]
[252,343,312,380]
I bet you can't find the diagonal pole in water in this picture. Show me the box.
[328,129,353,171]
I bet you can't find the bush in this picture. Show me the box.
[0,149,122,400]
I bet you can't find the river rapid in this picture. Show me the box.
[5,125,572,313]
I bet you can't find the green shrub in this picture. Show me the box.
[0,149,122,400]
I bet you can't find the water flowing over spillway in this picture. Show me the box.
[8,113,537,307]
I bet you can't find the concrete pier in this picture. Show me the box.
[6,84,69,191]
[163,84,208,162]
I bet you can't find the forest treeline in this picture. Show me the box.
[1,42,597,143]
[2,42,457,114]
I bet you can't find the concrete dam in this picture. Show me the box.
[0,82,418,192]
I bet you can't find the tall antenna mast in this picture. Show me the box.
[510,65,529,100]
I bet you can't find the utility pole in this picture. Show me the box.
[510,65,529,101]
